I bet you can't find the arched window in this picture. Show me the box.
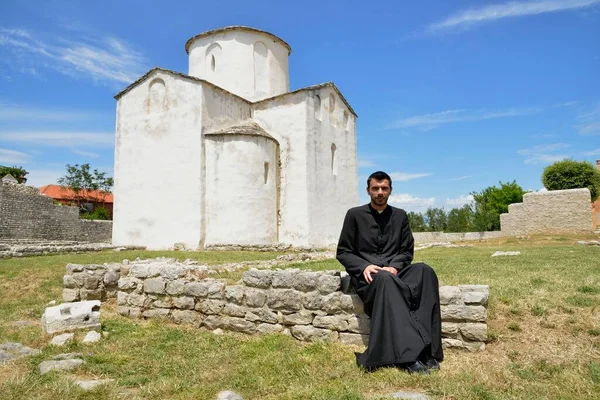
[343,110,350,130]
[331,143,337,176]
[253,41,268,94]
[315,95,322,121]
[329,94,337,127]
[148,78,167,113]
[206,43,222,74]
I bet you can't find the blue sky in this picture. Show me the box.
[1,0,599,212]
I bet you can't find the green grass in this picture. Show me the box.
[1,235,600,399]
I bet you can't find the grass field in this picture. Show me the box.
[0,236,598,399]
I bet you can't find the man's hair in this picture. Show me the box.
[367,171,392,189]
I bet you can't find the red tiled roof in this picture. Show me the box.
[38,184,113,203]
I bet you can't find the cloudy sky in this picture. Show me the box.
[1,0,598,211]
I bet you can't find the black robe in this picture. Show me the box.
[336,204,443,369]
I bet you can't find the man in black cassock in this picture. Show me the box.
[336,171,443,374]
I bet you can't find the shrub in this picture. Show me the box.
[542,159,600,201]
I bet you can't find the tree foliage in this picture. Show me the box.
[542,159,600,202]
[0,165,29,183]
[471,180,525,231]
[407,211,426,232]
[424,207,447,232]
[447,204,475,233]
[57,163,113,210]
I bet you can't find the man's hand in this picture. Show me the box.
[381,266,399,274]
[363,265,382,283]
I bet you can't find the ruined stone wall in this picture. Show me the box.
[0,181,111,242]
[500,188,593,236]
[63,259,489,350]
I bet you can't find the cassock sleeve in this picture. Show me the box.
[336,210,371,277]
[388,210,414,270]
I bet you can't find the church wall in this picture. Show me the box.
[188,30,289,102]
[253,93,310,246]
[113,72,204,249]
[305,88,359,247]
[204,135,279,245]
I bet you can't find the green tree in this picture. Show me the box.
[57,163,113,211]
[424,207,447,232]
[471,180,525,231]
[447,204,475,232]
[542,159,600,202]
[0,165,28,183]
[407,211,426,232]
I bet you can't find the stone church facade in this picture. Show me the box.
[112,26,358,249]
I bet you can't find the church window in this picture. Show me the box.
[343,110,350,130]
[264,162,269,184]
[329,94,337,127]
[206,43,222,74]
[211,55,216,72]
[254,41,269,94]
[148,78,167,113]
[315,95,322,121]
[331,143,338,176]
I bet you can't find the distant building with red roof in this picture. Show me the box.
[38,184,113,216]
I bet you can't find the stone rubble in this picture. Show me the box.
[414,242,473,251]
[577,240,600,246]
[491,251,521,257]
[82,331,102,343]
[41,300,101,334]
[39,353,84,375]
[0,342,41,364]
[49,332,74,346]
[0,239,144,258]
[216,390,244,400]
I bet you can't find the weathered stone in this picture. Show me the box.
[267,289,303,311]
[142,308,170,319]
[63,275,78,289]
[74,379,115,391]
[83,275,100,290]
[158,264,187,280]
[117,306,130,316]
[184,280,225,299]
[223,303,248,317]
[62,288,80,302]
[491,251,520,257]
[256,323,284,334]
[280,310,314,325]
[439,286,462,305]
[441,322,461,339]
[117,291,128,305]
[459,285,489,294]
[129,308,142,318]
[321,292,342,314]
[0,343,40,364]
[42,301,101,334]
[313,315,349,331]
[50,333,74,346]
[271,269,300,288]
[203,316,222,330]
[118,277,139,290]
[82,331,101,343]
[245,308,278,324]
[66,263,84,274]
[340,293,363,313]
[39,358,84,374]
[144,278,166,294]
[216,390,244,400]
[292,271,320,292]
[103,271,119,286]
[386,391,430,399]
[242,269,273,288]
[166,280,186,295]
[127,293,149,308]
[130,265,151,278]
[244,287,267,307]
[347,314,370,334]
[339,332,369,346]
[171,310,202,326]
[173,296,195,310]
[459,323,488,342]
[464,291,488,306]
[195,299,225,315]
[303,291,323,310]
[225,286,245,304]
[317,273,341,294]
[441,305,486,322]
[80,288,103,300]
[221,317,256,334]
[442,338,485,351]
[120,264,130,275]
[290,325,338,343]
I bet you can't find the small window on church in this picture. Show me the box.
[343,111,350,130]
[331,143,337,176]
[264,162,269,184]
[315,95,322,121]
[211,55,216,72]
[329,94,337,127]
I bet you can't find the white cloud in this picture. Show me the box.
[389,172,432,181]
[386,108,538,130]
[576,104,600,135]
[0,148,32,164]
[23,169,65,187]
[0,131,114,147]
[388,193,436,212]
[71,148,100,158]
[517,143,570,164]
[448,175,472,181]
[0,105,104,121]
[0,28,147,85]
[583,148,600,156]
[445,195,474,207]
[427,0,600,33]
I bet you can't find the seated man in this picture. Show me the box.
[336,171,443,374]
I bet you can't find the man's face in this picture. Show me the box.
[367,179,392,207]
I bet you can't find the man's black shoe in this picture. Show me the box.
[419,354,440,371]
[399,360,430,375]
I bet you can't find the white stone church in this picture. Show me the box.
[112,26,358,250]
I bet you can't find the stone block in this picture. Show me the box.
[442,338,485,351]
[321,292,342,314]
[184,280,225,299]
[117,306,130,316]
[339,332,369,346]
[222,303,248,318]
[244,287,267,307]
[340,294,363,313]
[464,291,489,306]
[303,291,323,310]
[39,359,84,375]
[129,308,142,318]
[256,323,284,334]
[221,317,256,334]
[280,310,314,325]
[293,271,320,292]
[267,289,303,311]
[242,269,273,288]
[173,296,195,310]
[142,308,170,320]
[347,314,370,334]
[130,265,151,278]
[441,305,486,322]
[166,280,186,295]
[82,331,101,343]
[195,299,225,315]
[158,264,187,280]
[144,278,166,295]
[290,325,338,343]
[439,286,462,305]
[459,323,488,342]
[245,308,278,324]
[203,315,223,330]
[103,271,119,286]
[63,275,78,289]
[80,289,103,301]
[62,288,80,303]
[441,322,461,339]
[225,286,245,304]
[127,293,149,308]
[171,310,202,326]
[42,300,101,334]
[271,269,300,288]
[116,291,128,306]
[118,277,139,290]
[459,285,489,294]
[313,315,349,331]
[66,263,84,274]
[317,274,341,294]
[50,333,74,346]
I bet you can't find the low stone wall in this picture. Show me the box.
[0,240,143,258]
[0,181,112,242]
[501,188,593,236]
[63,259,489,350]
[413,231,504,243]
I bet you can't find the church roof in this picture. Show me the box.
[205,121,276,141]
[185,26,291,55]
